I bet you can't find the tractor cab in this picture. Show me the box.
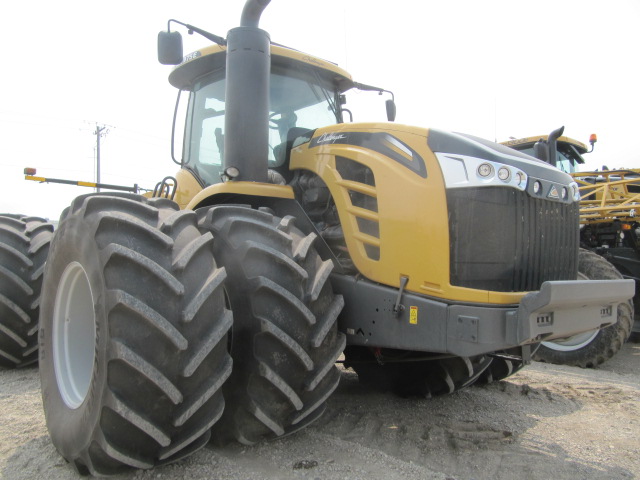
[502,133,589,174]
[166,44,395,187]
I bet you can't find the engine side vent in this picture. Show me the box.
[356,217,380,238]
[349,191,378,213]
[334,156,380,261]
[336,156,376,186]
[364,244,381,261]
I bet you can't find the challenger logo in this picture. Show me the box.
[316,132,347,144]
[548,185,560,199]
[310,131,428,178]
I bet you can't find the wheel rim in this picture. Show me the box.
[541,329,599,352]
[53,262,97,409]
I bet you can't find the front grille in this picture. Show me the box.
[447,187,579,292]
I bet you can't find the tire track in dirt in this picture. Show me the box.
[1,344,639,480]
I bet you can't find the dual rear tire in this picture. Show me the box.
[38,197,345,474]
[197,206,345,444]
[39,194,232,475]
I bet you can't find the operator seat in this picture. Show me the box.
[272,127,314,183]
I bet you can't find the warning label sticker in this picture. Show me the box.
[409,306,418,325]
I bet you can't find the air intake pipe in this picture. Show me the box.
[545,125,564,168]
[223,0,271,182]
[533,125,564,167]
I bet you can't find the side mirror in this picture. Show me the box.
[533,139,549,163]
[158,31,184,65]
[385,99,396,122]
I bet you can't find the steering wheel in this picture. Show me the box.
[269,112,284,130]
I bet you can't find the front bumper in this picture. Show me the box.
[333,275,634,357]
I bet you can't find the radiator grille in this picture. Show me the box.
[447,187,579,292]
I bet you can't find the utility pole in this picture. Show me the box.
[93,123,110,192]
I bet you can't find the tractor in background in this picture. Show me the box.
[504,127,637,367]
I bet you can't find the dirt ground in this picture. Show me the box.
[1,342,639,480]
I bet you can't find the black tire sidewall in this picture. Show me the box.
[200,206,343,443]
[39,214,108,459]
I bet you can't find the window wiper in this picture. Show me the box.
[306,67,339,119]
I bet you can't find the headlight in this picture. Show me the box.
[498,167,511,181]
[478,163,493,177]
[533,181,542,194]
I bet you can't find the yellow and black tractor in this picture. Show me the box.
[0,1,633,475]
[504,127,636,367]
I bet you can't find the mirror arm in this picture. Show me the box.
[168,19,227,46]
[353,82,394,99]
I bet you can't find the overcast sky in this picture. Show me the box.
[2,0,639,220]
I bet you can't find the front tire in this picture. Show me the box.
[344,346,492,397]
[476,345,540,383]
[39,194,232,475]
[0,214,53,368]
[533,249,633,368]
[198,206,345,445]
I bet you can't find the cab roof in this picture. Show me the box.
[502,135,589,155]
[168,43,354,92]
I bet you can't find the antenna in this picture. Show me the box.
[494,97,497,143]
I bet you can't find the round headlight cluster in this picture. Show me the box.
[533,181,542,194]
[478,163,515,184]
[478,163,493,177]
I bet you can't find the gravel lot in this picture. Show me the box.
[1,342,638,480]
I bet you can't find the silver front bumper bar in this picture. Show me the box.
[511,279,635,344]
[333,275,635,357]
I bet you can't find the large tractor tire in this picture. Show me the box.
[0,214,53,368]
[39,193,232,476]
[197,206,345,445]
[476,345,539,384]
[344,346,492,397]
[533,249,633,368]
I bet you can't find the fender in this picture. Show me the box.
[185,180,294,210]
[186,181,346,273]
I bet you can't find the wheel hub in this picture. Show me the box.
[52,262,97,409]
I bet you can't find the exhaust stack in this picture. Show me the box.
[223,0,271,182]
[533,126,564,167]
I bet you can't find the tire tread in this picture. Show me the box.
[0,214,52,368]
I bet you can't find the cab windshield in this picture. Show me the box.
[183,66,341,186]
[518,144,584,174]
